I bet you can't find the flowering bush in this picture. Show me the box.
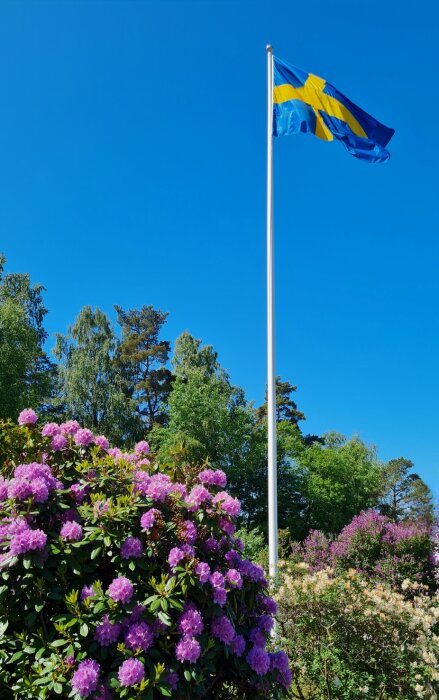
[290,510,434,591]
[276,564,439,700]
[0,411,290,699]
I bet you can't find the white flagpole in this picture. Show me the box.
[266,44,278,580]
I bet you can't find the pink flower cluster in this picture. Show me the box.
[198,468,227,488]
[2,462,63,505]
[107,576,134,604]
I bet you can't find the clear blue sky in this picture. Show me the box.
[1,1,438,498]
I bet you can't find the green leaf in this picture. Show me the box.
[90,547,102,560]
[51,639,69,647]
[53,682,63,694]
[80,623,89,636]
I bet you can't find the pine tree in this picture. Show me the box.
[379,457,434,523]
[115,305,173,432]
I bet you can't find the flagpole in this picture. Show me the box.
[266,44,278,581]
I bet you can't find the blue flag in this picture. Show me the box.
[273,57,394,163]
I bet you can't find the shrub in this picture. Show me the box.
[291,510,434,591]
[0,412,290,699]
[276,564,439,700]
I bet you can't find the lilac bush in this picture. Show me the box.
[0,413,290,699]
[291,509,435,590]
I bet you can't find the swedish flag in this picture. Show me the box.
[273,57,394,163]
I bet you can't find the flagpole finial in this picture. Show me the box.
[266,44,273,53]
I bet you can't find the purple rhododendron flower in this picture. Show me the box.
[72,659,100,697]
[81,585,95,601]
[178,607,204,636]
[175,636,201,663]
[145,474,173,502]
[116,452,137,464]
[140,508,160,531]
[179,520,197,544]
[70,483,89,503]
[197,468,227,488]
[226,568,242,589]
[137,458,151,468]
[60,520,83,542]
[135,440,150,455]
[10,527,47,556]
[165,671,179,690]
[168,546,185,568]
[94,615,121,646]
[18,408,38,426]
[133,470,151,495]
[41,422,60,437]
[181,543,195,559]
[258,594,277,615]
[230,634,246,656]
[213,587,227,606]
[30,477,49,503]
[187,485,211,510]
[118,658,145,687]
[239,559,266,583]
[120,536,143,559]
[211,615,235,643]
[257,614,274,633]
[94,435,109,450]
[61,508,80,523]
[195,561,211,583]
[212,491,240,517]
[249,627,266,647]
[205,537,220,552]
[7,478,33,501]
[270,651,292,688]
[60,419,80,435]
[169,482,187,499]
[225,550,241,566]
[219,517,236,536]
[107,576,133,604]
[124,621,154,651]
[246,646,270,676]
[107,447,122,459]
[209,571,225,588]
[0,478,7,501]
[74,428,94,447]
[52,434,68,451]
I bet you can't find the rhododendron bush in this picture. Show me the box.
[290,509,435,591]
[0,411,290,699]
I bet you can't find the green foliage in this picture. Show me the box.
[276,565,439,700]
[151,331,253,474]
[235,527,267,568]
[256,377,305,425]
[295,433,382,534]
[379,457,434,523]
[0,256,55,420]
[54,306,141,445]
[115,305,173,433]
